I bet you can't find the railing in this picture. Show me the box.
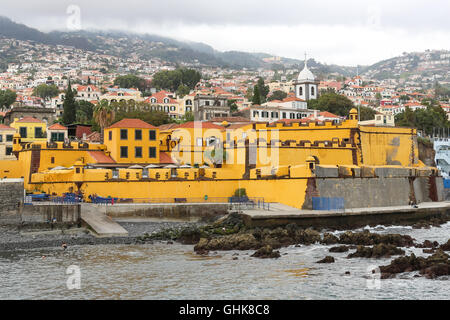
[25,194,270,210]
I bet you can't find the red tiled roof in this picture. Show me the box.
[174,121,223,129]
[88,151,116,164]
[48,123,68,130]
[146,91,178,104]
[0,124,15,130]
[107,119,157,129]
[158,123,179,131]
[159,151,175,164]
[15,117,44,123]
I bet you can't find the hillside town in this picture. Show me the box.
[1,36,450,158]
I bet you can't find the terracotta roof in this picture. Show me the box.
[0,124,15,130]
[88,151,116,164]
[107,119,157,129]
[158,123,179,131]
[48,123,68,130]
[15,117,44,123]
[174,121,223,130]
[209,116,250,123]
[159,151,175,164]
[84,132,101,143]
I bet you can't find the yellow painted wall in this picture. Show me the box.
[104,127,160,164]
[10,120,47,143]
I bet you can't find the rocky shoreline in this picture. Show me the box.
[139,212,450,279]
[0,221,201,251]
[2,212,450,279]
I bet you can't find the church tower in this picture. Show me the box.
[295,54,318,101]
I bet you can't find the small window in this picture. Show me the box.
[135,129,142,140]
[0,135,2,142]
[135,146,142,158]
[120,146,128,158]
[5,147,12,156]
[149,130,156,141]
[35,127,43,138]
[311,86,315,96]
[108,131,112,141]
[120,129,128,140]
[149,147,156,158]
[6,135,13,142]
[51,157,55,164]
[19,127,27,138]
[299,86,303,96]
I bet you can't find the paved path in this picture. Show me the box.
[243,201,450,219]
[80,204,128,237]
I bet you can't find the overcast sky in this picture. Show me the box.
[1,0,449,66]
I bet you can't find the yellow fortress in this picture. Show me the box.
[0,109,443,209]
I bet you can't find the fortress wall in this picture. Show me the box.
[0,179,23,223]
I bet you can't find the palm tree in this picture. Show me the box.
[94,100,115,143]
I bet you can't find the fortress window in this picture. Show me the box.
[149,147,156,158]
[19,127,27,138]
[120,146,128,158]
[135,129,142,140]
[135,147,142,158]
[35,127,43,138]
[120,129,128,140]
[149,130,156,141]
[108,131,112,141]
[51,157,55,164]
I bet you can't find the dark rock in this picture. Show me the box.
[416,240,439,249]
[423,249,435,254]
[321,233,339,245]
[380,250,450,279]
[439,239,450,251]
[316,256,335,263]
[251,245,281,259]
[232,257,238,260]
[347,244,405,259]
[338,230,415,247]
[329,245,350,253]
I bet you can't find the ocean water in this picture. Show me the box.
[0,222,449,300]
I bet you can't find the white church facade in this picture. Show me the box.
[294,57,319,101]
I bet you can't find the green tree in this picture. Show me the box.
[33,84,59,100]
[228,99,238,112]
[307,92,354,116]
[152,68,201,92]
[62,82,77,125]
[267,90,287,101]
[0,89,17,108]
[252,85,262,105]
[256,77,269,103]
[94,100,116,143]
[76,100,94,124]
[176,84,190,97]
[395,104,449,135]
[114,75,147,92]
[359,106,377,121]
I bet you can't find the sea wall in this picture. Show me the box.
[0,179,24,224]
[305,166,444,209]
[20,204,81,224]
[87,203,230,221]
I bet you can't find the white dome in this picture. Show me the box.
[297,65,315,82]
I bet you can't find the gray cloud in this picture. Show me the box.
[1,0,449,65]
